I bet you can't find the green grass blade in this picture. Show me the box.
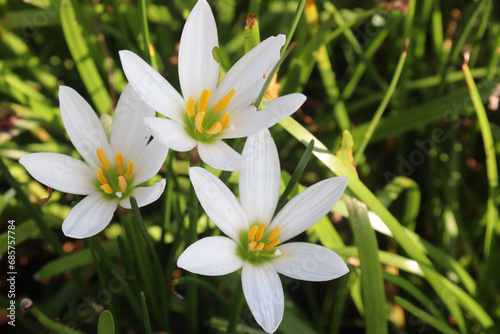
[97,310,115,334]
[346,197,387,334]
[60,0,111,114]
[396,297,460,334]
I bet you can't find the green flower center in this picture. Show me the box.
[95,148,135,199]
[183,88,235,144]
[237,222,281,265]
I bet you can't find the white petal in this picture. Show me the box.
[178,0,219,99]
[119,50,185,122]
[59,86,113,168]
[132,139,169,186]
[110,84,155,161]
[242,262,284,333]
[189,167,248,241]
[62,193,117,238]
[271,177,348,243]
[221,94,306,139]
[271,243,349,281]
[212,35,285,113]
[177,236,243,276]
[19,153,96,195]
[119,179,166,209]
[144,117,196,152]
[197,140,245,171]
[240,130,280,225]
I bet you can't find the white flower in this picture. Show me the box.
[118,0,306,171]
[177,130,349,333]
[19,85,169,239]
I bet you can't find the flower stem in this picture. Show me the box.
[227,280,245,334]
[139,0,158,70]
[282,0,307,55]
[187,180,200,334]
[129,197,170,330]
[120,213,161,328]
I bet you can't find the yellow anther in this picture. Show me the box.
[195,111,205,132]
[116,152,124,175]
[213,88,236,113]
[248,241,257,251]
[220,113,230,130]
[124,160,134,180]
[255,242,265,251]
[248,225,258,242]
[97,148,110,170]
[269,226,280,242]
[118,176,127,193]
[206,122,222,135]
[186,96,195,117]
[256,222,266,242]
[198,89,211,113]
[100,183,113,194]
[265,238,280,251]
[97,168,108,185]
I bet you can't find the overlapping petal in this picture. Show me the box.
[242,262,284,333]
[221,94,306,139]
[132,139,169,186]
[19,153,96,195]
[239,130,280,225]
[110,84,155,161]
[144,117,197,152]
[119,50,185,122]
[197,141,246,172]
[271,243,349,281]
[270,177,348,243]
[189,167,248,241]
[178,0,219,100]
[62,193,117,238]
[59,86,113,168]
[177,236,244,276]
[212,35,285,113]
[119,179,166,209]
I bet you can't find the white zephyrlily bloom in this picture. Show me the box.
[178,130,349,333]
[19,85,168,239]
[118,0,306,171]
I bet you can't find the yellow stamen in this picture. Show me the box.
[206,122,222,135]
[213,88,236,113]
[269,226,280,242]
[248,241,257,251]
[220,113,230,129]
[100,183,113,194]
[97,168,108,185]
[255,242,265,251]
[149,43,155,57]
[116,152,124,175]
[256,222,266,242]
[198,89,211,113]
[118,176,127,193]
[248,226,258,242]
[97,148,110,170]
[195,111,205,132]
[186,96,195,117]
[124,160,134,180]
[265,238,280,251]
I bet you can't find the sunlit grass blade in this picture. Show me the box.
[354,39,409,164]
[395,297,460,334]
